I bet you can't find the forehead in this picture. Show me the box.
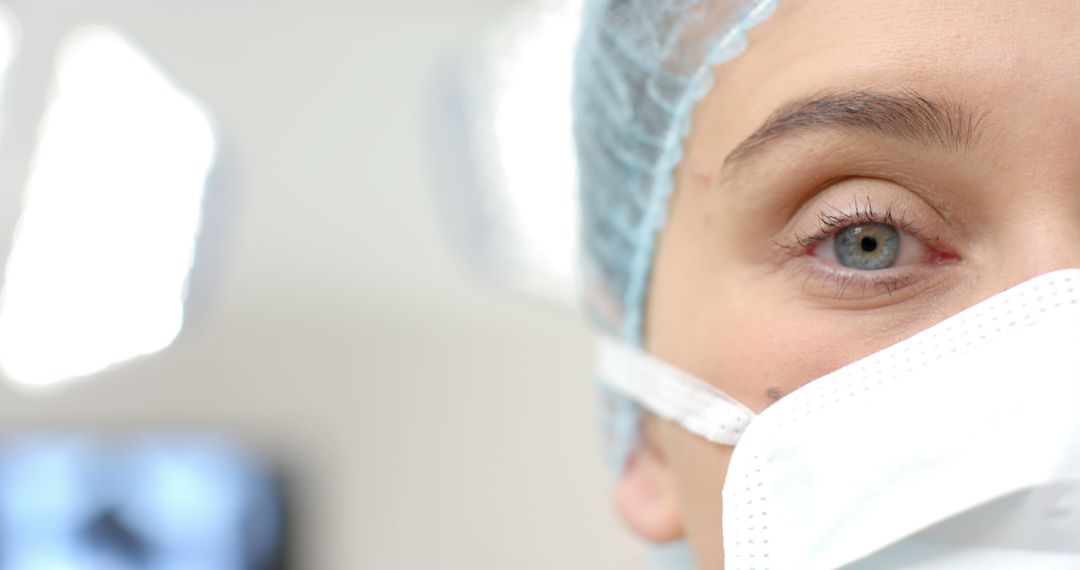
[683,0,1080,180]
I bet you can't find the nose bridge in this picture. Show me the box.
[998,197,1080,281]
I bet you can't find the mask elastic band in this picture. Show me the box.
[596,337,755,446]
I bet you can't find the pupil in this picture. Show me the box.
[860,236,878,252]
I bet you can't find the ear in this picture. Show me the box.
[613,417,685,542]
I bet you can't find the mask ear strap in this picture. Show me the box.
[596,337,756,446]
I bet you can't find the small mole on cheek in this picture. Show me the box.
[766,386,786,401]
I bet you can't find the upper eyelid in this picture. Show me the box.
[793,204,937,250]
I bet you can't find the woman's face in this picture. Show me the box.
[615,0,1080,566]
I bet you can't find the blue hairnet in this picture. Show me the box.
[573,0,778,472]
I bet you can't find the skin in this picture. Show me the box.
[611,1,1080,567]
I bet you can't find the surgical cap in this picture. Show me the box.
[572,0,777,471]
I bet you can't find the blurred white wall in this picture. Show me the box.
[0,0,641,567]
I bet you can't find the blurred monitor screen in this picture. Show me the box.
[0,436,287,570]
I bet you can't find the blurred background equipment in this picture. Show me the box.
[0,0,639,568]
[0,436,285,570]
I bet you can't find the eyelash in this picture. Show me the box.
[776,198,945,300]
[791,199,934,249]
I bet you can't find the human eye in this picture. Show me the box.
[806,205,947,270]
[819,221,904,270]
[775,189,959,304]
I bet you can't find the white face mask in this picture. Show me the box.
[597,269,1080,569]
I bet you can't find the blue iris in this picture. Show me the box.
[835,222,900,270]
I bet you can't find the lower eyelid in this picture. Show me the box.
[785,257,925,303]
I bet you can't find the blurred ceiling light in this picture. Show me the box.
[0,5,19,133]
[0,6,15,72]
[0,26,217,388]
[489,0,582,303]
[435,0,582,306]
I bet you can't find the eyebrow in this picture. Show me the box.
[722,89,986,172]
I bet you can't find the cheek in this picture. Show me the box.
[652,260,939,414]
[691,294,848,412]
[657,418,733,568]
[649,272,842,412]
[685,278,964,413]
